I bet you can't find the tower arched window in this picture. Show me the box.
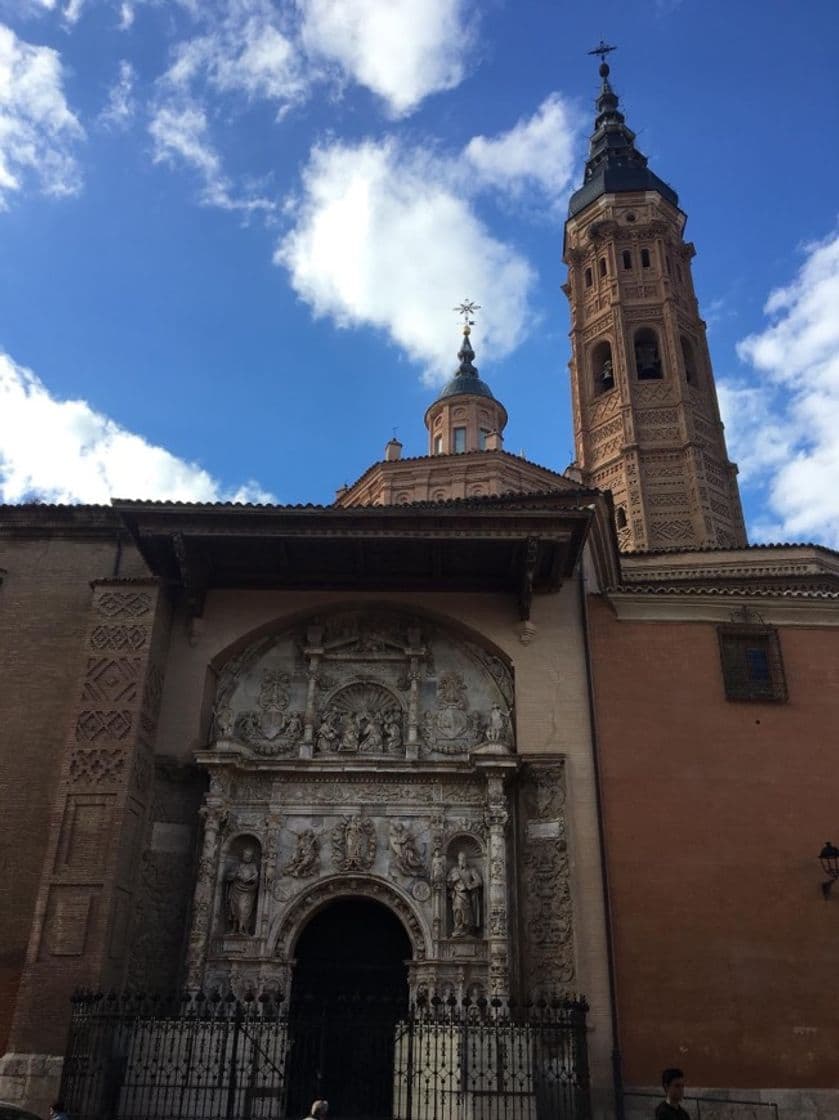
[616,506,628,530]
[641,248,651,268]
[591,340,614,396]
[585,267,593,288]
[634,327,663,381]
[599,257,607,278]
[622,250,633,271]
[681,335,698,384]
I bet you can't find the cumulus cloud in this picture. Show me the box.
[0,352,275,504]
[150,100,275,213]
[0,23,84,207]
[721,229,839,547]
[276,138,535,381]
[99,59,136,129]
[463,93,582,207]
[162,0,306,112]
[118,2,134,29]
[299,0,475,117]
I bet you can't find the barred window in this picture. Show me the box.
[718,626,787,702]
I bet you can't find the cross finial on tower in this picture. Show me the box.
[454,300,481,334]
[588,40,616,80]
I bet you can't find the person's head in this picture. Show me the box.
[457,850,467,867]
[310,1100,328,1118]
[241,846,256,864]
[49,1101,66,1117]
[662,1068,685,1102]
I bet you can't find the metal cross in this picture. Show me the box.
[453,300,481,327]
[588,40,617,64]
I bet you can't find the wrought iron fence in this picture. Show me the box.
[61,990,591,1120]
[624,1091,779,1120]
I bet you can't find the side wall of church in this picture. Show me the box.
[0,532,148,1053]
[587,596,839,1097]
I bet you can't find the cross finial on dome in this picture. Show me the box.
[588,39,617,78]
[454,299,481,336]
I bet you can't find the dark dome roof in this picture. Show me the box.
[436,373,497,402]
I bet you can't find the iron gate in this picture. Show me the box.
[61,990,591,1120]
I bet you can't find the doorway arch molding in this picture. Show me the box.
[271,873,430,962]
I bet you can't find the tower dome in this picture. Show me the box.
[424,322,507,455]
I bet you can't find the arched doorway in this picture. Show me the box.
[287,899,412,1119]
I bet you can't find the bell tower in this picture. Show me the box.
[563,46,746,552]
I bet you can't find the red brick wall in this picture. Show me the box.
[588,596,839,1089]
[0,526,147,1051]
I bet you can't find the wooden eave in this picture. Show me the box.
[113,495,595,619]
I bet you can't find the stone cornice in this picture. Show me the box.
[605,589,839,627]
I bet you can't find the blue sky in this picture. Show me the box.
[1,0,838,546]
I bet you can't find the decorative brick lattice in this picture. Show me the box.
[81,658,140,706]
[96,591,153,619]
[69,747,126,785]
[76,710,133,742]
[89,624,148,652]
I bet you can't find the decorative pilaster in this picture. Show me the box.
[185,800,227,987]
[6,579,170,1057]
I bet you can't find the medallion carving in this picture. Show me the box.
[332,815,377,872]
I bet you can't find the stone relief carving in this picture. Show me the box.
[210,610,514,762]
[225,844,260,935]
[284,829,320,878]
[317,682,403,755]
[421,670,482,755]
[332,815,377,872]
[447,850,482,937]
[389,822,427,878]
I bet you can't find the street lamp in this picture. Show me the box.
[819,842,839,900]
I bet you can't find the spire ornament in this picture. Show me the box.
[453,300,481,376]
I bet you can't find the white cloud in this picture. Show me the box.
[0,352,275,504]
[463,93,582,206]
[276,138,534,381]
[163,0,306,111]
[63,0,85,24]
[99,59,135,129]
[149,100,275,213]
[0,23,84,207]
[299,0,474,116]
[118,2,134,30]
[722,229,839,547]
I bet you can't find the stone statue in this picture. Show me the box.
[316,711,340,753]
[431,845,446,889]
[285,829,320,878]
[359,713,383,752]
[485,703,512,747]
[226,846,260,935]
[389,822,426,877]
[213,704,235,740]
[340,712,359,752]
[284,712,304,741]
[447,850,482,937]
[384,711,403,751]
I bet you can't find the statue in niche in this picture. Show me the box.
[384,711,403,751]
[389,822,426,878]
[447,850,482,938]
[333,815,377,872]
[226,846,260,935]
[284,829,320,878]
[284,712,304,742]
[484,704,513,748]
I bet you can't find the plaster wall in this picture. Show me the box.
[587,595,839,1094]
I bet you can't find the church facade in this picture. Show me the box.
[1,56,838,1120]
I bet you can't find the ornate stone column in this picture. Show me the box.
[478,764,516,997]
[185,799,227,987]
[301,625,323,759]
[405,627,424,761]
